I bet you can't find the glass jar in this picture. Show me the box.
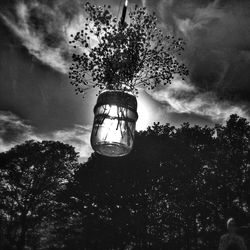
[91,90,138,157]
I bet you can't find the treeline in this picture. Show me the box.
[0,114,250,250]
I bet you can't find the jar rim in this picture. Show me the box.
[95,90,138,113]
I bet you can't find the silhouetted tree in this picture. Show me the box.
[1,115,250,250]
[214,115,250,232]
[0,140,79,250]
[56,115,249,250]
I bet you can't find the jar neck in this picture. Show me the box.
[94,90,138,114]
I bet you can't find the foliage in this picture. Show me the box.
[69,2,188,97]
[57,115,250,250]
[1,115,250,250]
[0,140,79,250]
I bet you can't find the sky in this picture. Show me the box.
[0,0,250,161]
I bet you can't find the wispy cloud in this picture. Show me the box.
[157,0,250,96]
[49,124,92,161]
[148,78,250,124]
[0,0,119,74]
[0,111,92,161]
[0,111,39,151]
[0,1,79,73]
[143,0,250,123]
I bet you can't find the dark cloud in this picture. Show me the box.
[154,0,250,104]
[0,111,33,145]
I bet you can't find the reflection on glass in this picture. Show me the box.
[91,91,138,157]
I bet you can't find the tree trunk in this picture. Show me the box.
[194,215,198,250]
[16,213,27,250]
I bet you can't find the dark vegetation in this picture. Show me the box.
[0,114,250,250]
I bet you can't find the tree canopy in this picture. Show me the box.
[0,140,79,250]
[0,115,250,250]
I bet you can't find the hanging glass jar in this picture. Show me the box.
[91,90,138,157]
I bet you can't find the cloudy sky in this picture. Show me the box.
[1,0,250,161]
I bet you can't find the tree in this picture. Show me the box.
[0,140,79,250]
[57,122,216,250]
[214,115,250,227]
[57,116,250,250]
[1,115,250,250]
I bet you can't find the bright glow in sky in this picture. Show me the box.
[137,91,159,130]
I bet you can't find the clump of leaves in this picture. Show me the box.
[69,2,188,97]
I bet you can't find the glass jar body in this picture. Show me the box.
[91,90,138,157]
